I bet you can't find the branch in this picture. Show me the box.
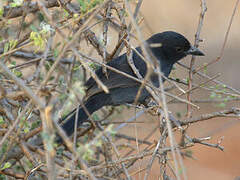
[2,0,59,19]
[180,107,240,126]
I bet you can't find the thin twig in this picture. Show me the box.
[187,0,207,118]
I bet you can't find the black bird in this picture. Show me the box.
[60,31,204,136]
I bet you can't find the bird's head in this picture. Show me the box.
[147,31,204,64]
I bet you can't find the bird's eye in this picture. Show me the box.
[176,47,183,52]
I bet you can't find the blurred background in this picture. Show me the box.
[116,0,240,179]
[1,0,240,179]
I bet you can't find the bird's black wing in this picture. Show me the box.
[85,49,147,98]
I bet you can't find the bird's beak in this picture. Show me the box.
[186,46,205,56]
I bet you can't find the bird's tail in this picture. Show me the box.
[60,93,110,137]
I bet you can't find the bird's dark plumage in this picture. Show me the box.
[60,31,204,137]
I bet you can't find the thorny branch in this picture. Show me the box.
[0,0,239,180]
[187,0,207,118]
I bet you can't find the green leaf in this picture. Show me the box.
[56,147,64,156]
[77,0,104,14]
[30,25,38,32]
[10,0,23,7]
[25,159,33,168]
[0,142,8,154]
[215,84,220,89]
[63,9,69,17]
[31,120,41,129]
[0,116,4,124]
[9,39,18,49]
[30,31,46,50]
[77,0,87,13]
[95,140,102,147]
[14,70,22,77]
[49,76,55,81]
[44,63,50,71]
[23,127,30,133]
[4,42,9,53]
[203,64,208,74]
[217,103,226,108]
[7,19,12,25]
[89,62,100,70]
[224,97,230,102]
[53,49,59,57]
[92,113,100,121]
[176,112,182,118]
[73,13,79,19]
[108,128,117,137]
[73,64,81,71]
[210,92,216,99]
[38,12,45,22]
[0,162,11,170]
[59,93,67,101]
[175,78,180,82]
[0,8,3,18]
[10,61,16,66]
[82,148,94,161]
